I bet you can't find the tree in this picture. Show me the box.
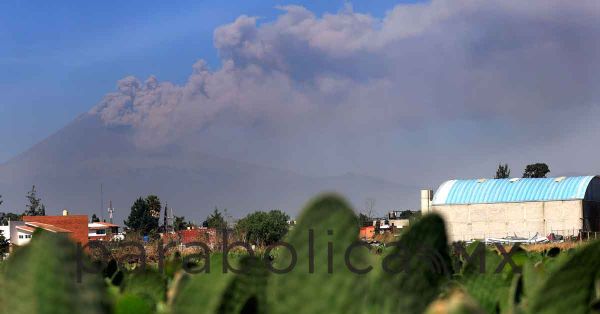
[91,214,100,223]
[358,213,371,227]
[202,207,228,230]
[523,163,550,178]
[173,215,188,231]
[235,210,290,246]
[495,163,511,179]
[398,210,416,219]
[162,202,169,232]
[0,194,2,207]
[0,212,21,225]
[146,195,162,219]
[124,197,159,235]
[24,185,45,216]
[0,230,9,257]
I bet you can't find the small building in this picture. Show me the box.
[88,222,120,241]
[387,210,411,230]
[389,218,410,230]
[13,224,35,246]
[9,221,72,246]
[425,176,600,242]
[359,226,375,241]
[23,214,89,246]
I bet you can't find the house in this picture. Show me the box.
[9,221,72,246]
[22,214,89,246]
[12,223,35,246]
[424,176,600,242]
[387,210,411,230]
[88,222,120,241]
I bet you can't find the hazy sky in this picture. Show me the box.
[2,0,600,188]
[0,0,416,162]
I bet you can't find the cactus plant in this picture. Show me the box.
[529,240,600,314]
[170,254,268,314]
[267,194,371,314]
[0,231,109,314]
[369,213,453,313]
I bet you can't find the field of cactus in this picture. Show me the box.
[1,194,600,314]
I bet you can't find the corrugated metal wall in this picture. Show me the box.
[433,176,598,205]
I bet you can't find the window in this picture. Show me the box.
[96,229,106,235]
[19,235,23,239]
[26,235,32,239]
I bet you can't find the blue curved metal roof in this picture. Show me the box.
[432,176,596,205]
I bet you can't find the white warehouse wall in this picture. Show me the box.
[432,200,582,242]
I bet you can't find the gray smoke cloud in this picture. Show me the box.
[90,0,600,183]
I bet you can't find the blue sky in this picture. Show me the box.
[0,0,421,162]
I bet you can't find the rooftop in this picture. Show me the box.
[433,176,600,205]
[88,222,119,229]
[26,222,72,233]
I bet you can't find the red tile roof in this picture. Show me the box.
[23,215,89,246]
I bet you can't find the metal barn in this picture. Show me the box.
[423,176,600,241]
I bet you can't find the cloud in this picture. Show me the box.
[90,0,600,180]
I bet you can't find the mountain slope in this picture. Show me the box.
[0,114,416,223]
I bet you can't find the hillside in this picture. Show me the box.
[0,114,416,223]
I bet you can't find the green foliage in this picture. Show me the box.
[146,195,161,219]
[0,230,9,256]
[268,194,370,314]
[24,185,45,216]
[203,207,228,229]
[456,242,513,313]
[173,215,189,231]
[0,212,21,225]
[529,240,600,314]
[235,210,289,246]
[0,231,108,314]
[218,256,269,314]
[170,254,232,313]
[495,163,511,179]
[91,213,101,223]
[114,294,154,314]
[358,212,371,227]
[370,213,452,313]
[171,254,268,314]
[124,196,160,235]
[121,270,166,312]
[522,163,550,178]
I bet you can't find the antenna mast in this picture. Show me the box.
[108,200,114,224]
[99,183,105,221]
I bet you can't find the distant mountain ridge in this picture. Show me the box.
[0,113,416,223]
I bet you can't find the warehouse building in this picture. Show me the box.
[422,176,600,241]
